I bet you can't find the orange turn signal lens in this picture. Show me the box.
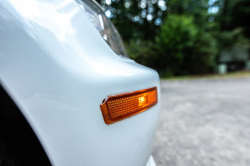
[100,87,158,124]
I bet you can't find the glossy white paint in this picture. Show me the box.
[146,155,157,166]
[0,0,161,166]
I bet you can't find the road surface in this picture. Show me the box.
[153,77,250,166]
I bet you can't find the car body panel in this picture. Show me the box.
[0,0,161,165]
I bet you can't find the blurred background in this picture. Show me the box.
[96,0,250,166]
[96,0,250,77]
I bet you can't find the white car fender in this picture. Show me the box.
[0,0,161,165]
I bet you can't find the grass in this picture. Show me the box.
[161,71,250,81]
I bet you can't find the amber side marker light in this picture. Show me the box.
[100,87,158,124]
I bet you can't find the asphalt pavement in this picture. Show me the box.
[152,77,250,166]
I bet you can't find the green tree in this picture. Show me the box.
[126,40,158,69]
[156,15,198,74]
[97,0,223,76]
[99,0,164,41]
[231,0,250,38]
[181,32,217,74]
[99,0,210,42]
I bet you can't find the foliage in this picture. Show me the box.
[98,0,250,76]
[155,15,198,74]
[231,0,250,38]
[98,0,165,41]
[126,40,158,69]
[181,32,218,74]
[126,15,218,76]
[98,0,210,42]
[216,28,250,50]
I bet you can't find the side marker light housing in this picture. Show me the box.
[100,87,158,124]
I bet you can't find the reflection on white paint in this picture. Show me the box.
[5,0,133,76]
[8,0,77,42]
